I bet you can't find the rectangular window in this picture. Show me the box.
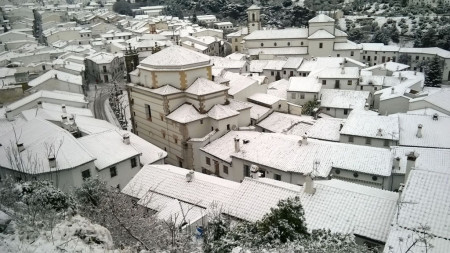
[206,157,211,165]
[103,66,107,73]
[344,109,348,115]
[335,80,340,89]
[322,80,326,85]
[227,124,230,130]
[290,71,293,76]
[131,157,137,168]
[348,136,354,143]
[82,169,91,180]
[384,139,389,147]
[366,138,372,145]
[337,54,340,57]
[271,71,274,76]
[223,165,228,174]
[326,107,330,111]
[110,167,117,178]
[416,56,419,60]
[351,51,354,56]
[145,104,152,120]
[291,93,296,99]
[274,174,281,181]
[300,93,305,99]
[244,165,250,177]
[347,80,352,85]
[319,43,323,48]
[363,56,366,60]
[283,70,286,75]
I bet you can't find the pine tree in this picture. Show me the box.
[425,55,443,87]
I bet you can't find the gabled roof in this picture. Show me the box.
[247,4,261,10]
[248,93,284,106]
[185,77,228,96]
[306,117,344,142]
[140,45,211,70]
[149,85,182,96]
[308,29,335,39]
[308,14,335,23]
[166,104,207,124]
[341,111,399,140]
[288,77,321,93]
[320,89,370,109]
[257,112,314,135]
[122,164,240,208]
[207,104,239,120]
[225,178,397,242]
[0,118,95,174]
[78,130,140,170]
[28,69,82,87]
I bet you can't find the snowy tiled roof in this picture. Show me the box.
[308,14,335,23]
[6,90,87,111]
[364,62,409,72]
[410,90,450,113]
[227,99,252,111]
[166,104,207,124]
[317,67,360,79]
[308,29,335,39]
[140,45,211,69]
[210,56,246,70]
[207,104,239,120]
[78,130,140,170]
[257,112,314,134]
[149,85,182,96]
[225,178,397,242]
[320,89,370,109]
[122,164,240,208]
[222,71,257,96]
[244,28,308,40]
[341,112,399,140]
[283,57,303,69]
[21,104,93,122]
[86,52,119,64]
[394,170,450,241]
[361,43,400,52]
[306,117,344,142]
[74,116,119,135]
[202,131,393,177]
[334,41,360,50]
[288,77,321,93]
[263,60,287,70]
[119,130,167,165]
[398,114,450,149]
[399,47,450,58]
[391,146,450,175]
[185,77,228,96]
[248,102,272,120]
[0,118,95,174]
[267,79,289,99]
[248,93,283,106]
[28,70,82,87]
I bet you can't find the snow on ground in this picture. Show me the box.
[0,215,121,253]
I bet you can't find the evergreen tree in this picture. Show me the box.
[425,55,443,87]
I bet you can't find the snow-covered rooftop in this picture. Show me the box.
[185,77,228,96]
[244,28,308,40]
[6,90,87,112]
[308,14,335,23]
[306,117,344,142]
[122,164,240,209]
[341,111,399,140]
[86,52,119,64]
[225,177,397,242]
[288,77,321,93]
[207,104,239,120]
[201,131,393,177]
[308,29,335,39]
[391,146,450,175]
[248,93,284,106]
[317,67,360,79]
[166,104,207,124]
[257,112,314,134]
[0,118,95,174]
[320,89,370,109]
[222,71,257,96]
[28,69,82,87]
[140,45,211,70]
[398,114,450,149]
[267,79,289,99]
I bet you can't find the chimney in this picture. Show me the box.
[250,165,259,179]
[48,156,56,168]
[62,104,67,113]
[341,66,345,74]
[234,138,240,152]
[123,134,130,145]
[391,87,395,94]
[339,123,343,131]
[61,115,68,123]
[302,135,308,145]
[432,113,438,121]
[376,128,383,137]
[37,101,43,108]
[405,151,419,181]
[304,174,316,194]
[416,124,423,138]
[393,157,400,171]
[364,103,369,111]
[186,170,194,182]
[17,143,25,152]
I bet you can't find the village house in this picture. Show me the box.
[85,52,124,83]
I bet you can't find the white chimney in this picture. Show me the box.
[250,165,259,179]
[48,156,56,168]
[186,170,194,182]
[341,66,345,74]
[234,138,240,152]
[393,157,400,171]
[416,124,423,138]
[432,113,439,121]
[62,104,67,113]
[376,128,383,137]
[391,87,395,94]
[17,143,25,152]
[61,115,68,123]
[123,134,130,145]
[364,103,369,111]
[302,135,308,145]
[405,151,419,181]
[37,101,43,108]
[304,174,316,194]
